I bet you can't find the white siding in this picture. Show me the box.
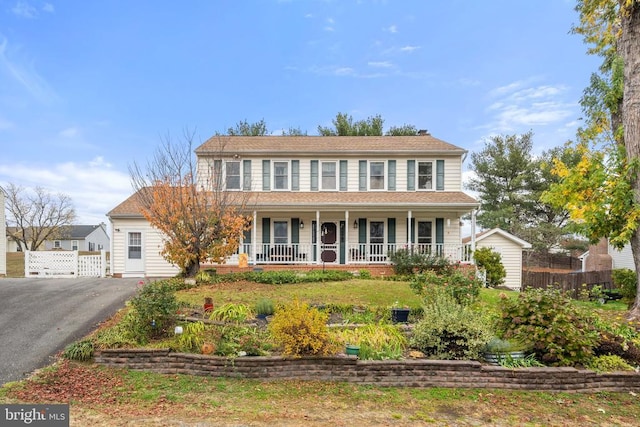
[609,243,635,271]
[110,218,180,278]
[86,226,110,251]
[198,154,465,193]
[476,234,523,290]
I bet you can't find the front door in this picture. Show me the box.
[124,231,144,275]
[320,222,338,263]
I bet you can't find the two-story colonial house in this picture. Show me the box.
[107,134,480,278]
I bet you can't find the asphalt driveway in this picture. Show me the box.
[0,277,141,385]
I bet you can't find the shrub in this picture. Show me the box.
[612,268,637,302]
[215,325,273,357]
[410,268,482,306]
[92,310,141,349]
[209,303,254,323]
[177,321,206,352]
[62,340,94,361]
[255,298,275,316]
[129,280,179,342]
[496,288,599,366]
[473,247,506,287]
[587,355,635,373]
[268,298,336,357]
[594,331,640,365]
[388,248,451,275]
[333,323,407,360]
[410,287,493,360]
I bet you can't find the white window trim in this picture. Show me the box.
[225,160,242,191]
[53,240,61,249]
[320,160,338,191]
[368,161,386,191]
[416,159,434,191]
[72,240,79,251]
[272,219,290,244]
[272,161,291,191]
[416,219,434,244]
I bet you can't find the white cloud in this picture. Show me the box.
[59,127,79,138]
[385,25,398,33]
[367,61,393,68]
[42,3,54,13]
[11,0,37,18]
[399,45,420,52]
[0,157,132,225]
[483,81,577,133]
[0,117,13,130]
[0,36,59,104]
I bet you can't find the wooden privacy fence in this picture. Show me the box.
[24,250,107,278]
[522,270,613,297]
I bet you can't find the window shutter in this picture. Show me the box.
[407,160,415,191]
[358,218,366,243]
[310,160,318,191]
[339,160,348,191]
[436,160,444,190]
[388,160,396,191]
[436,218,444,244]
[359,160,367,191]
[291,218,300,243]
[213,159,222,189]
[262,218,270,244]
[388,218,396,244]
[291,160,300,191]
[262,160,270,191]
[243,160,251,190]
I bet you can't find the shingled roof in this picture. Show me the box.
[108,189,479,217]
[194,135,467,156]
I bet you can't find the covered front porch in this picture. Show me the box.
[222,208,478,267]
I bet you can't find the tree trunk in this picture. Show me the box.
[184,259,200,278]
[620,1,640,320]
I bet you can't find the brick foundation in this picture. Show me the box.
[95,349,640,392]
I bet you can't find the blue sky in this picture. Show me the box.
[0,0,600,227]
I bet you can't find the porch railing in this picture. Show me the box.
[229,243,472,265]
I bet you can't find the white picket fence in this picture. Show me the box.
[24,250,107,278]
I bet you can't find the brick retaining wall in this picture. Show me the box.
[95,349,640,392]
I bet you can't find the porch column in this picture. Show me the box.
[470,209,477,264]
[345,210,350,264]
[407,210,412,247]
[315,210,321,265]
[252,210,257,266]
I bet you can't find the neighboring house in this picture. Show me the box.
[0,186,6,277]
[108,135,480,278]
[581,238,636,272]
[5,224,110,252]
[463,228,532,290]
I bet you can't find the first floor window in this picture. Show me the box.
[72,240,79,251]
[128,232,142,259]
[54,241,61,249]
[417,221,433,245]
[273,221,288,244]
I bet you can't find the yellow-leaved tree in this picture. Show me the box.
[544,0,640,319]
[130,130,251,277]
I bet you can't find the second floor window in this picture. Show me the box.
[418,161,433,190]
[226,161,241,190]
[274,161,289,190]
[370,161,385,190]
[321,161,336,190]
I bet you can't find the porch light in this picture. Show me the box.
[353,220,358,229]
[300,220,304,229]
